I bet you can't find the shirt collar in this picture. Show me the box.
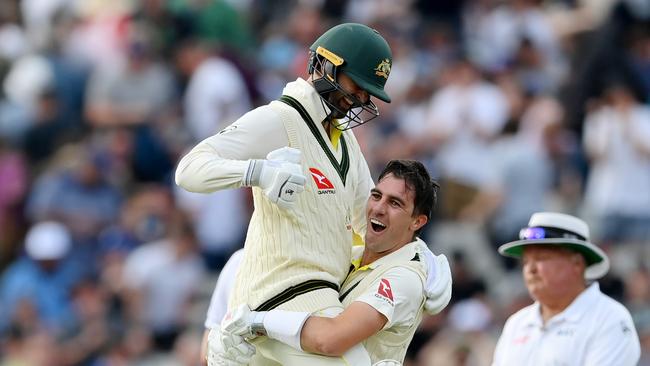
[350,238,423,272]
[282,78,331,126]
[556,282,600,323]
[522,302,543,327]
[524,282,600,327]
[282,78,345,148]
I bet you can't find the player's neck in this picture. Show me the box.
[360,250,375,267]
[360,244,406,267]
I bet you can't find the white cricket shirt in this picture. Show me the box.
[492,282,641,366]
[341,239,428,363]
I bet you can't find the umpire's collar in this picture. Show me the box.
[525,282,600,328]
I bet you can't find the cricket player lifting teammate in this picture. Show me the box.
[211,160,452,366]
[177,23,447,365]
[176,23,450,365]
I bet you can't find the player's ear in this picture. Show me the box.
[411,214,427,232]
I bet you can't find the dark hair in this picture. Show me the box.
[377,160,439,235]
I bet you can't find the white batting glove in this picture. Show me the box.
[222,304,267,338]
[243,147,306,210]
[419,242,453,315]
[223,304,311,352]
[372,360,402,366]
[206,327,255,366]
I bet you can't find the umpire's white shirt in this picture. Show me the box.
[492,282,640,366]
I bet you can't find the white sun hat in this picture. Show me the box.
[498,212,610,279]
[25,221,72,261]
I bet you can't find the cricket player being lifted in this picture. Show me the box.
[209,160,452,366]
[177,23,450,365]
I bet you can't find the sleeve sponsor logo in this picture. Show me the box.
[377,278,394,301]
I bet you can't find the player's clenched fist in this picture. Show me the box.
[243,147,306,209]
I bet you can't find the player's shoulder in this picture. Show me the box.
[222,248,245,273]
[240,103,282,122]
[380,265,426,295]
[230,104,284,134]
[592,290,634,321]
[386,265,425,281]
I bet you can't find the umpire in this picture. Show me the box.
[492,212,641,365]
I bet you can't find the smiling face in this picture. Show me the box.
[363,173,427,264]
[522,246,586,305]
[326,72,370,119]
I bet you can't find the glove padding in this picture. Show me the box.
[419,242,453,315]
[372,360,402,366]
[221,304,266,338]
[223,304,310,352]
[206,326,255,366]
[244,147,306,210]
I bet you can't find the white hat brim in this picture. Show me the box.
[498,238,610,279]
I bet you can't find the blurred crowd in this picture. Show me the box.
[0,0,649,365]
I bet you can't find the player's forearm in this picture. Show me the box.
[175,109,289,193]
[223,303,383,358]
[175,140,249,192]
[300,303,385,356]
[300,317,358,356]
[248,308,365,356]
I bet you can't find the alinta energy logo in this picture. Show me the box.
[309,167,335,195]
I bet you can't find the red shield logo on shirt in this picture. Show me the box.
[309,168,335,189]
[377,278,394,301]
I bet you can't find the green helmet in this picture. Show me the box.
[309,23,392,103]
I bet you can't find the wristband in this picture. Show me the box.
[243,159,263,187]
[263,309,311,351]
[249,311,268,336]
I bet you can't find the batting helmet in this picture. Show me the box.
[307,23,392,129]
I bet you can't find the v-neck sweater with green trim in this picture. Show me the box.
[228,78,374,313]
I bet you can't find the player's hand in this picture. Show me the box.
[206,327,255,366]
[420,244,452,315]
[222,304,267,338]
[372,360,401,366]
[244,147,306,209]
